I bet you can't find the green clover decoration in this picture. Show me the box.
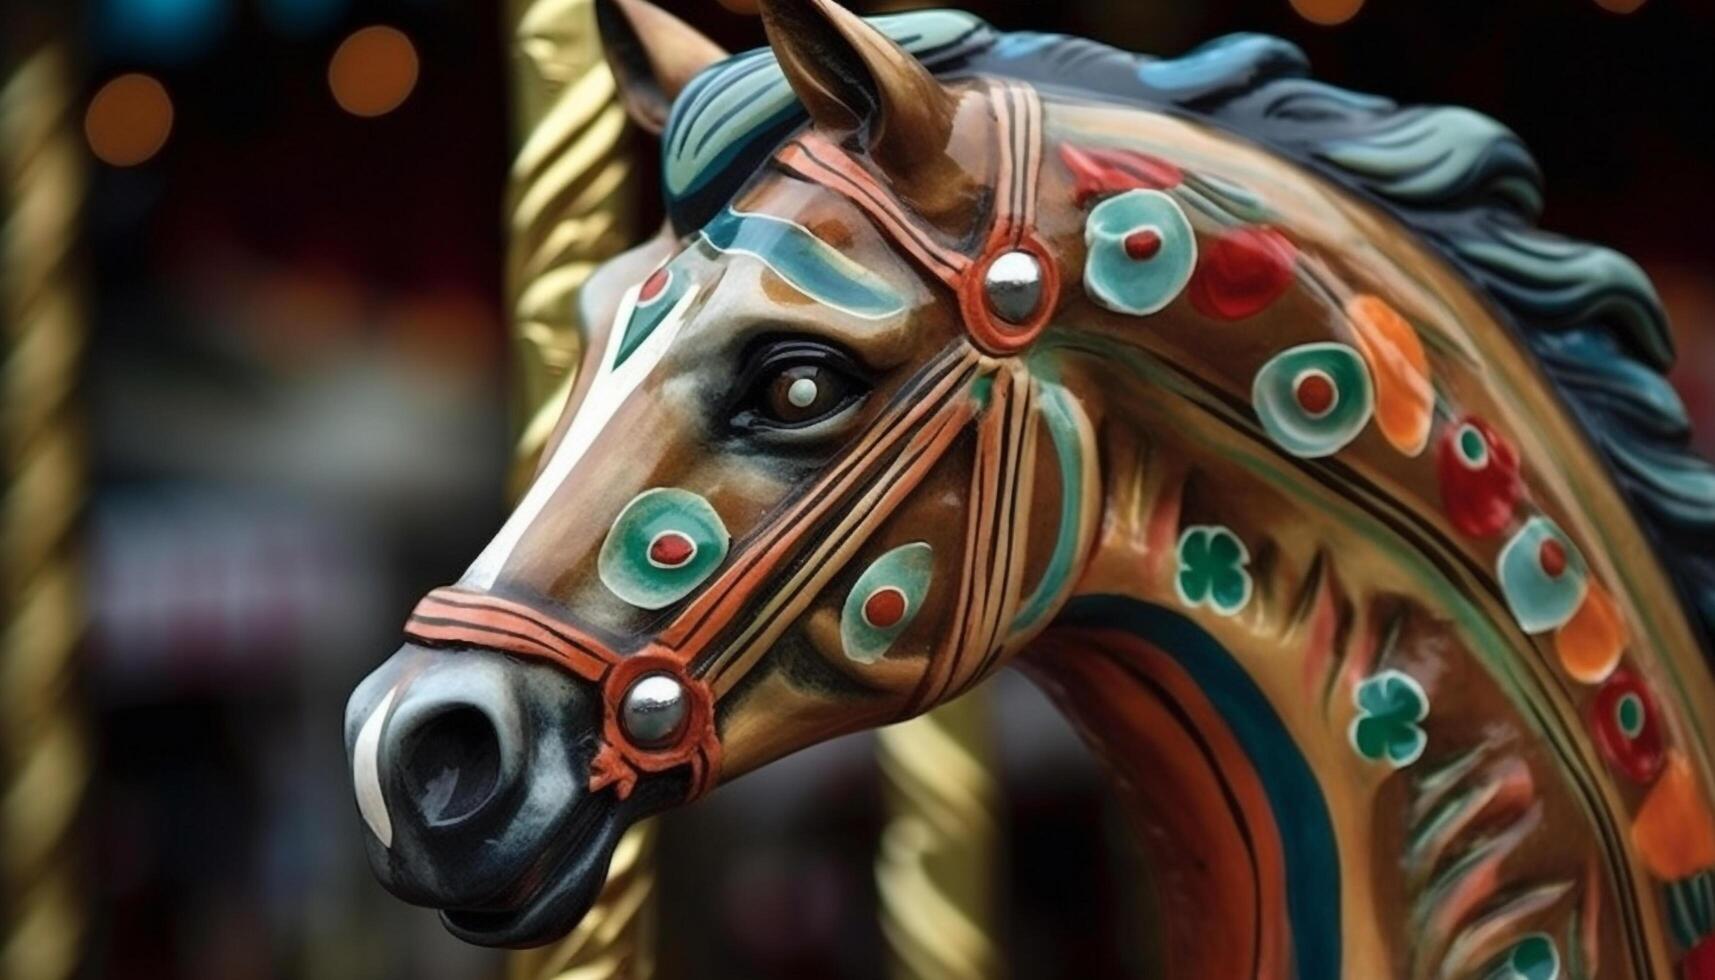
[1349,669,1430,768]
[1174,525,1253,616]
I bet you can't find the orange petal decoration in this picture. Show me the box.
[1631,751,1715,880]
[1347,294,1433,456]
[1556,580,1626,684]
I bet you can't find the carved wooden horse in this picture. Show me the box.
[345,1,1715,974]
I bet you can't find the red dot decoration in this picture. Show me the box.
[862,587,908,629]
[1590,668,1665,784]
[1435,415,1522,538]
[1538,539,1567,578]
[1684,936,1715,980]
[1294,372,1336,416]
[1124,229,1163,260]
[1187,226,1297,321]
[648,531,695,568]
[639,267,670,304]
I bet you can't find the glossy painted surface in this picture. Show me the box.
[344,0,1715,973]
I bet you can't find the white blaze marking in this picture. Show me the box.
[353,684,398,848]
[461,282,698,589]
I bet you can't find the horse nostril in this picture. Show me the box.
[399,706,503,828]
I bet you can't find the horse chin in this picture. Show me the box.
[439,796,630,948]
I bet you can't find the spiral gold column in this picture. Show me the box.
[0,42,89,980]
[501,1,656,978]
[876,691,1002,980]
[503,0,637,494]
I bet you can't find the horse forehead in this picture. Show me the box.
[730,176,916,272]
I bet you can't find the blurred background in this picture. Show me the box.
[0,0,1710,977]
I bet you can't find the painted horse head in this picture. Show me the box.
[347,0,1715,972]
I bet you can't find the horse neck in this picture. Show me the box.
[1007,376,1696,978]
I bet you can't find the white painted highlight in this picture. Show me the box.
[786,376,819,409]
[353,684,398,848]
[461,281,699,589]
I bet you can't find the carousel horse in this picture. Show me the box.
[344,0,1715,975]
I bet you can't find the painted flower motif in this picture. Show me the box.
[1590,668,1663,784]
[1489,933,1560,980]
[1174,525,1252,616]
[1349,669,1429,768]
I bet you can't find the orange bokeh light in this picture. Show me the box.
[328,26,419,118]
[85,73,174,167]
[1290,0,1366,26]
[1595,0,1647,13]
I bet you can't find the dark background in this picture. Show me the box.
[7,0,1711,975]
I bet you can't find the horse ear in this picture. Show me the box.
[757,0,959,204]
[595,0,728,135]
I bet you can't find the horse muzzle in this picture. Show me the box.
[343,643,654,946]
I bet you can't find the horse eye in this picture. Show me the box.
[734,341,868,432]
[762,364,847,425]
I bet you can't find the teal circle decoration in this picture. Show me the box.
[1454,423,1490,469]
[598,488,730,610]
[840,542,934,664]
[1616,693,1645,739]
[1083,189,1197,316]
[1493,933,1560,980]
[1496,515,1589,634]
[1251,342,1375,458]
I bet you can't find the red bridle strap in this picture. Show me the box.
[400,350,984,801]
[774,79,1053,355]
[397,81,1053,803]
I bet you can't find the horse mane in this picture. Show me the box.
[659,11,1715,659]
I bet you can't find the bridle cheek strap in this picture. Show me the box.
[403,589,720,802]
[396,80,1051,802]
[775,79,1054,356]
[396,355,982,804]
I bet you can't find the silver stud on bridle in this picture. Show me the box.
[982,249,1045,325]
[619,673,689,748]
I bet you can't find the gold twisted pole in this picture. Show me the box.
[876,690,1003,980]
[501,1,656,978]
[504,0,636,494]
[0,41,89,980]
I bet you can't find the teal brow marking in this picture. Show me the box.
[699,208,907,321]
[1012,362,1088,633]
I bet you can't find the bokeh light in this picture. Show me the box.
[1595,0,1647,13]
[1290,0,1366,26]
[85,73,175,167]
[96,0,228,64]
[259,0,349,37]
[328,26,419,118]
